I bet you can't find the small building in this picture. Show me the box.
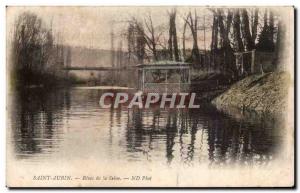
[136,61,191,94]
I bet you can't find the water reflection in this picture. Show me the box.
[126,106,281,166]
[11,89,69,159]
[9,88,282,166]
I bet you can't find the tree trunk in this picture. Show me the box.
[241,9,255,50]
[210,12,218,69]
[168,10,180,61]
[233,9,244,51]
[251,8,259,43]
[218,10,234,72]
[187,11,201,66]
[168,15,173,60]
[172,13,180,61]
[182,19,187,61]
[211,13,218,51]
[269,10,275,49]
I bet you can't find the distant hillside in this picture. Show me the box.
[63,46,129,68]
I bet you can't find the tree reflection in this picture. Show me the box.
[10,88,281,166]
[126,105,281,166]
[11,88,70,158]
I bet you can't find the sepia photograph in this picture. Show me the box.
[5,5,295,188]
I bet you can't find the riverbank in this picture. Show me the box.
[212,71,292,114]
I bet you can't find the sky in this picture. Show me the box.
[6,6,213,50]
[7,6,290,52]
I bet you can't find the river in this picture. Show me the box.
[8,87,283,167]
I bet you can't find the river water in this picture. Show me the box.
[8,87,283,167]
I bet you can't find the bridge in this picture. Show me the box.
[62,66,135,71]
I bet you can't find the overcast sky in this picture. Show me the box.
[7,6,289,52]
[7,6,214,50]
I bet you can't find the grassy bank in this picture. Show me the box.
[212,71,292,114]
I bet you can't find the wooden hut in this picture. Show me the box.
[136,61,192,94]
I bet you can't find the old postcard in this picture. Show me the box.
[6,6,294,187]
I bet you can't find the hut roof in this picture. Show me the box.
[136,60,191,68]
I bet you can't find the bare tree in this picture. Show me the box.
[233,9,244,52]
[219,10,234,71]
[210,10,219,69]
[211,12,219,51]
[127,19,146,64]
[184,10,201,66]
[251,8,259,44]
[12,12,56,86]
[241,9,255,51]
[143,13,161,61]
[182,18,188,61]
[168,9,180,61]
